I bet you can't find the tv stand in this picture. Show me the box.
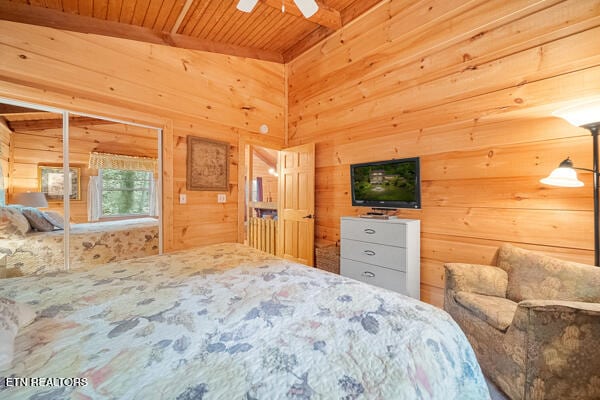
[340,217,420,299]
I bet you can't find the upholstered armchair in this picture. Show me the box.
[444,243,600,400]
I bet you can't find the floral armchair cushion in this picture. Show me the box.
[496,244,600,302]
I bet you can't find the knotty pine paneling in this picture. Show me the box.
[288,0,600,307]
[0,20,285,251]
[9,123,158,223]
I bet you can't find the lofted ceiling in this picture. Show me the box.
[0,0,382,62]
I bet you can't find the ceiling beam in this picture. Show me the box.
[7,116,116,132]
[260,0,341,29]
[283,25,333,62]
[282,0,384,62]
[253,147,277,168]
[0,2,284,63]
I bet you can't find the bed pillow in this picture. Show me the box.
[0,206,31,237]
[0,297,35,371]
[20,207,55,232]
[42,211,65,230]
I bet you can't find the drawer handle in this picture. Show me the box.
[362,271,375,278]
[364,228,376,234]
[363,250,376,256]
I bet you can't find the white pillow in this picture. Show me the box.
[0,297,35,371]
[42,210,65,230]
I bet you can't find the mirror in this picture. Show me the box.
[67,116,161,269]
[0,101,65,276]
[0,97,163,277]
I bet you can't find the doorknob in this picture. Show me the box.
[303,214,314,219]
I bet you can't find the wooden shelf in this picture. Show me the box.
[249,201,277,210]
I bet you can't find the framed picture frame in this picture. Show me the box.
[186,136,229,191]
[38,165,81,202]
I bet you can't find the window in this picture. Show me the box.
[100,169,152,217]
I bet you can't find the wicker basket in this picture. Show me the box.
[315,245,340,274]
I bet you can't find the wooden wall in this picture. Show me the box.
[0,20,285,251]
[288,0,600,306]
[8,120,158,223]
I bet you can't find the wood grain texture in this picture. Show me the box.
[0,1,284,62]
[0,20,285,252]
[0,0,381,61]
[288,0,600,307]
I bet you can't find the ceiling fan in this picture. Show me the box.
[237,0,319,19]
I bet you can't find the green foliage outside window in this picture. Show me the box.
[101,169,152,216]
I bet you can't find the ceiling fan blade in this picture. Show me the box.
[293,0,319,18]
[237,0,259,13]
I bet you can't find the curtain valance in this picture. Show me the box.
[89,152,157,173]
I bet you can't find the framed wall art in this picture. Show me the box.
[186,136,229,191]
[38,165,81,201]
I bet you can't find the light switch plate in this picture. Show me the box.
[179,194,187,204]
[217,194,226,203]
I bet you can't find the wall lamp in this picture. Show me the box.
[540,99,600,266]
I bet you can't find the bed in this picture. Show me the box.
[0,243,489,399]
[0,218,159,275]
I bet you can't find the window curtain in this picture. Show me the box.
[148,177,159,217]
[87,176,102,222]
[89,152,157,173]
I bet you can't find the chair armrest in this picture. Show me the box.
[444,263,508,297]
[507,299,600,399]
[518,299,600,316]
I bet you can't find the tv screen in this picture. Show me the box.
[351,157,421,209]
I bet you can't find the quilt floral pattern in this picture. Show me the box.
[1,243,488,399]
[0,218,159,275]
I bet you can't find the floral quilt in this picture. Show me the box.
[0,243,489,399]
[0,218,159,275]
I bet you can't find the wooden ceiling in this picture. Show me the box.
[0,0,382,62]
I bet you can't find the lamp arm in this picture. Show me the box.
[573,167,599,175]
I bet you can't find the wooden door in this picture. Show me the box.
[277,143,315,266]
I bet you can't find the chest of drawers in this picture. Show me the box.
[340,217,420,299]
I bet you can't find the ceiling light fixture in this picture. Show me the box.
[237,0,319,19]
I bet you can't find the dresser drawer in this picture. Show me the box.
[341,259,406,294]
[341,219,406,247]
[341,239,406,271]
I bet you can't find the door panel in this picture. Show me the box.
[277,143,315,266]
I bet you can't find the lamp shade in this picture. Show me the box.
[553,98,600,128]
[12,192,49,208]
[540,158,584,187]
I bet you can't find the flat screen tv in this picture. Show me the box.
[350,157,421,209]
